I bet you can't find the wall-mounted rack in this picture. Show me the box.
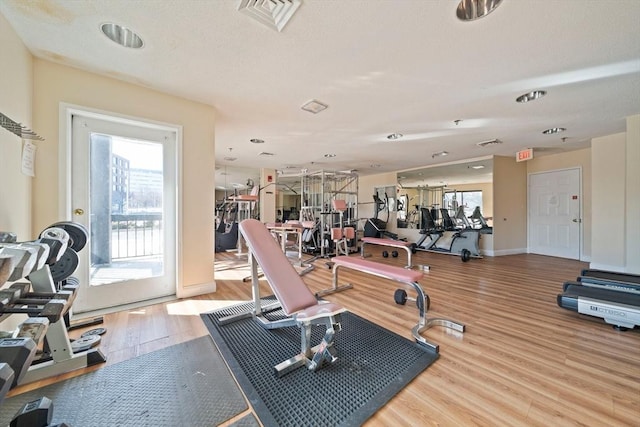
[0,112,44,141]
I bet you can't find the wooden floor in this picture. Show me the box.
[9,249,640,426]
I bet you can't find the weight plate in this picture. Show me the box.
[64,276,80,287]
[81,327,107,337]
[49,221,88,252]
[40,227,70,244]
[49,247,79,283]
[71,334,101,353]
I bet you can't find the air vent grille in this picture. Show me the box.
[238,0,301,32]
[476,139,502,147]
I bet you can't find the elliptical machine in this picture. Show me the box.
[414,207,481,262]
[364,193,398,239]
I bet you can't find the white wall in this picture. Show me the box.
[32,59,217,296]
[625,115,640,273]
[260,168,276,223]
[492,156,527,255]
[591,132,627,271]
[0,13,33,239]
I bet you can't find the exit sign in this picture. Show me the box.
[516,148,534,162]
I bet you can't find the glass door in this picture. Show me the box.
[71,115,177,313]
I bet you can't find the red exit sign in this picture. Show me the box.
[516,148,534,162]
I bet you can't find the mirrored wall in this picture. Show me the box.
[396,157,494,231]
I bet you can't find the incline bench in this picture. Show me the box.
[320,255,465,352]
[219,219,346,377]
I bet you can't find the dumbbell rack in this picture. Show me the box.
[18,266,106,385]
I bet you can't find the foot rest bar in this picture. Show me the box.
[413,318,466,352]
[327,256,464,351]
[218,301,282,326]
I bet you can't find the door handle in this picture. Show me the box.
[572,218,581,223]
[74,208,85,216]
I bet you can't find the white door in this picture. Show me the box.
[528,168,581,259]
[70,114,177,313]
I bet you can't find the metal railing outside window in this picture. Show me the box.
[111,213,163,259]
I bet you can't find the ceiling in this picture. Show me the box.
[2,1,639,191]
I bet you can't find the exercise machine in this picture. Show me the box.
[557,269,640,330]
[364,193,398,239]
[219,219,346,377]
[414,208,481,262]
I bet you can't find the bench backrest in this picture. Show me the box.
[239,219,318,315]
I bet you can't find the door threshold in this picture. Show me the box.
[71,295,178,324]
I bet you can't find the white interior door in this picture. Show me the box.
[70,114,177,313]
[528,168,581,259]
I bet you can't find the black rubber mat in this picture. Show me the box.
[201,298,438,427]
[0,336,247,426]
[229,413,261,426]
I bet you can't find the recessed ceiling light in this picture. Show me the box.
[387,133,403,140]
[471,165,485,169]
[432,151,449,158]
[223,157,237,161]
[456,0,503,21]
[101,23,144,49]
[542,127,566,135]
[301,99,328,114]
[324,153,336,158]
[250,138,264,144]
[516,90,547,103]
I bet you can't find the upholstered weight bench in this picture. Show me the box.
[219,219,346,377]
[325,256,465,352]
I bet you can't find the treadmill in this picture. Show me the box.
[577,269,640,294]
[557,270,640,330]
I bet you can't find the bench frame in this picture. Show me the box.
[219,219,346,377]
[325,256,465,352]
[360,237,430,270]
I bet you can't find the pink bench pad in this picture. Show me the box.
[239,219,318,315]
[332,256,423,282]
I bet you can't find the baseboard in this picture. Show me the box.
[587,263,627,273]
[489,248,527,256]
[177,281,217,298]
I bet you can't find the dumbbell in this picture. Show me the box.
[393,289,430,311]
[1,363,15,405]
[382,250,399,258]
[9,396,69,427]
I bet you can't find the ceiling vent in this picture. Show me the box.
[476,139,502,147]
[259,152,275,156]
[238,0,302,32]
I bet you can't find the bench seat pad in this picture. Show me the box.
[332,256,423,282]
[361,237,412,248]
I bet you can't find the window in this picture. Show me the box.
[444,190,483,218]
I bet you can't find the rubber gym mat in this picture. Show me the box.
[0,336,247,426]
[229,412,261,426]
[201,297,439,427]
